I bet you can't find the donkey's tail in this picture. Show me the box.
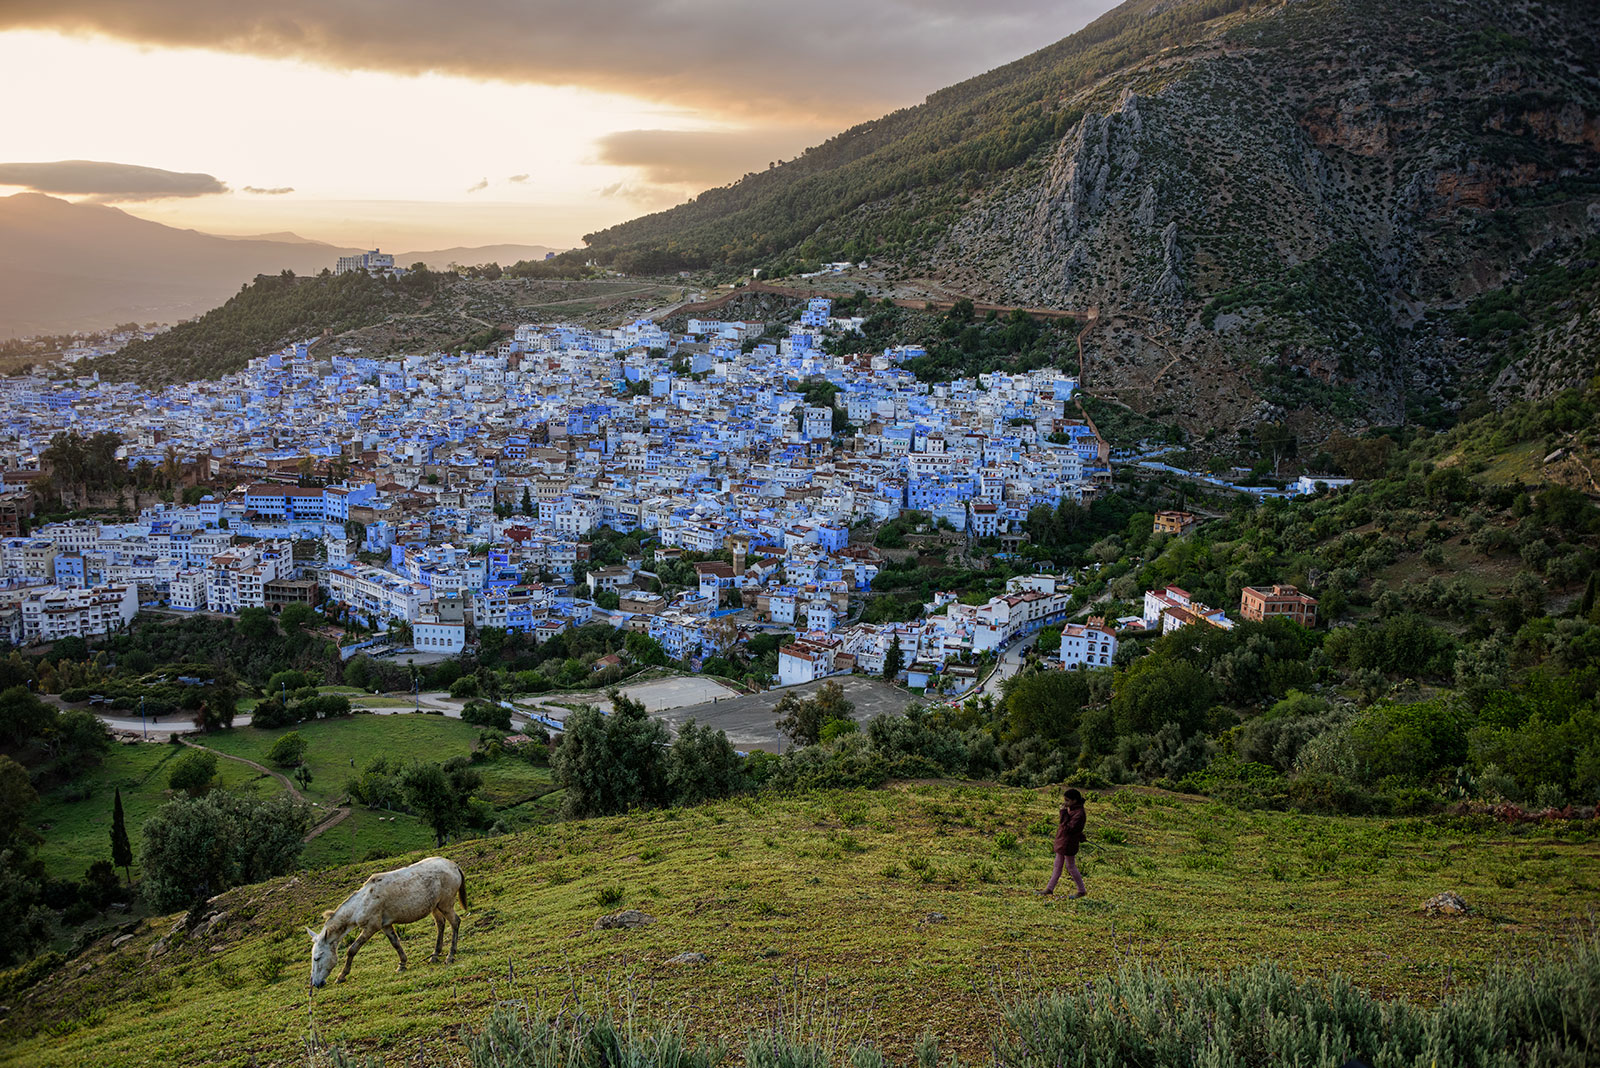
[456,863,467,909]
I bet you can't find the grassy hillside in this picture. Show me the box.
[4,781,1594,1066]
[31,714,559,882]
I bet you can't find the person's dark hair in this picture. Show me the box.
[1063,787,1084,804]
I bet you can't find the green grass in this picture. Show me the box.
[196,713,497,806]
[5,783,1595,1067]
[31,714,556,881]
[32,743,286,882]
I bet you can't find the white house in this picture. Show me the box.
[1060,618,1117,669]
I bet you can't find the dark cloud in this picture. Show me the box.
[0,159,228,200]
[0,0,1114,122]
[242,185,294,195]
[595,128,825,189]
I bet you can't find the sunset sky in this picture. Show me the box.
[0,1,1114,250]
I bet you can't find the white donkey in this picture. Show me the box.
[308,856,466,988]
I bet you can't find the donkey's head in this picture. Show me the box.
[307,925,338,988]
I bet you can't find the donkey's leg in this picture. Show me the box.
[336,929,377,983]
[430,909,446,963]
[446,907,460,963]
[383,924,408,972]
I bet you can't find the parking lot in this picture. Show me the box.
[654,676,917,752]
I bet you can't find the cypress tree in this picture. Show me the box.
[110,787,132,884]
[883,634,904,680]
[1582,571,1598,621]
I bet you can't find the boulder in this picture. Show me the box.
[1422,891,1470,915]
[111,934,134,949]
[666,952,710,965]
[594,909,656,930]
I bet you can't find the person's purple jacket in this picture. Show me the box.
[1053,804,1086,855]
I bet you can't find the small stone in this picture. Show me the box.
[1423,891,1470,915]
[77,963,94,976]
[918,912,948,928]
[147,938,169,960]
[666,952,710,965]
[111,934,134,948]
[208,945,227,953]
[594,909,656,930]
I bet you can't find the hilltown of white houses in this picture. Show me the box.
[0,295,1316,689]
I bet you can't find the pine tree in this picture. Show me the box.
[110,787,132,885]
[1583,571,1598,621]
[883,633,904,680]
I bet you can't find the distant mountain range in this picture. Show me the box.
[583,0,1600,429]
[0,193,558,337]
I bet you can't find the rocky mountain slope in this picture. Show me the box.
[583,0,1600,434]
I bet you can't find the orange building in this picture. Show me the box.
[1153,510,1198,536]
[1239,584,1318,627]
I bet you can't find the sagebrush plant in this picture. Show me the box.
[992,923,1600,1068]
[306,927,1599,1067]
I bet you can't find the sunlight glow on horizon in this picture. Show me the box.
[0,31,745,248]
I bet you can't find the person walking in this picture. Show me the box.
[1038,787,1087,898]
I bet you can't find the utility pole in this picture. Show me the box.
[139,695,147,741]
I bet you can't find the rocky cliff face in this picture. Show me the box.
[925,0,1600,434]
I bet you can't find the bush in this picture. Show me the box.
[167,749,218,797]
[666,719,743,805]
[991,927,1600,1068]
[449,676,481,699]
[461,700,513,732]
[267,731,307,768]
[553,691,669,817]
[140,792,310,911]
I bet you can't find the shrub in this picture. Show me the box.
[666,719,743,805]
[461,700,512,732]
[992,928,1600,1068]
[266,731,307,768]
[140,792,310,911]
[167,749,218,797]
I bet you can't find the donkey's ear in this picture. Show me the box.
[306,926,320,939]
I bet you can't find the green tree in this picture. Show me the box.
[279,602,316,632]
[774,680,856,748]
[462,701,513,731]
[1002,669,1095,746]
[110,786,132,884]
[0,849,53,967]
[883,634,904,680]
[267,731,308,768]
[0,686,55,748]
[666,719,743,804]
[1112,657,1214,738]
[168,748,218,797]
[236,607,277,641]
[51,707,112,771]
[552,689,670,817]
[140,792,309,911]
[399,759,482,846]
[0,756,38,848]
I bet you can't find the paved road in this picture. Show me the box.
[654,676,916,753]
[975,632,1040,700]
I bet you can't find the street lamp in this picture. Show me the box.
[139,695,147,741]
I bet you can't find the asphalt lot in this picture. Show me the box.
[654,676,917,752]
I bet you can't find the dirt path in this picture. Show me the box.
[180,738,351,842]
